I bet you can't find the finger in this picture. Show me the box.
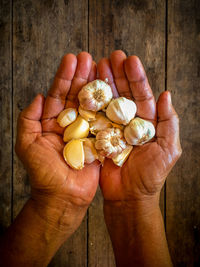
[156,91,182,153]
[110,50,132,99]
[97,58,119,98]
[42,53,77,119]
[88,61,97,82]
[42,118,64,136]
[65,52,93,108]
[16,94,44,150]
[124,56,156,123]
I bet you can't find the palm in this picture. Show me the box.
[25,134,99,205]
[98,51,181,201]
[101,141,169,201]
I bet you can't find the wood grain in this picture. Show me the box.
[166,0,200,266]
[0,0,12,235]
[13,0,88,266]
[88,0,166,266]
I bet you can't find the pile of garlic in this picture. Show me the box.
[57,79,155,170]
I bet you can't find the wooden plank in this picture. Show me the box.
[13,0,88,266]
[166,0,200,266]
[0,0,12,234]
[88,0,166,266]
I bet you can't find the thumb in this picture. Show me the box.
[156,91,181,153]
[16,94,45,151]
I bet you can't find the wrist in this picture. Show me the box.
[104,193,160,222]
[30,193,88,235]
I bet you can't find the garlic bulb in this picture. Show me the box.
[106,97,137,125]
[89,112,113,135]
[57,108,77,127]
[82,138,98,164]
[124,117,155,145]
[78,106,96,121]
[95,128,126,158]
[112,145,133,167]
[63,115,89,142]
[78,79,113,111]
[63,139,84,170]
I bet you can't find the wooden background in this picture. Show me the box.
[0,0,199,266]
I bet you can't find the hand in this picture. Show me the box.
[15,52,100,233]
[97,50,181,267]
[98,50,182,203]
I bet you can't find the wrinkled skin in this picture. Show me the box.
[15,52,100,217]
[97,50,182,202]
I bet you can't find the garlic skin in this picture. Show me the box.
[63,116,89,142]
[112,145,133,167]
[106,97,137,125]
[95,128,126,158]
[57,108,77,127]
[82,138,98,164]
[63,139,85,170]
[78,79,113,111]
[124,117,155,145]
[78,106,96,121]
[89,112,113,135]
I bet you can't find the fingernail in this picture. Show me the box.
[166,91,172,104]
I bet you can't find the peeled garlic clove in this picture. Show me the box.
[124,117,155,145]
[95,128,127,158]
[82,138,98,164]
[57,108,77,127]
[63,115,89,142]
[78,106,96,121]
[89,112,113,135]
[63,139,84,170]
[106,97,137,125]
[78,79,113,111]
[112,145,133,167]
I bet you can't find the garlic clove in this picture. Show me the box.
[106,97,137,125]
[57,108,78,127]
[124,117,155,145]
[95,128,127,158]
[82,138,98,164]
[63,115,89,142]
[78,79,113,111]
[112,145,133,167]
[63,139,84,170]
[78,106,96,121]
[89,112,113,135]
[111,122,124,130]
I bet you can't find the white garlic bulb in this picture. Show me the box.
[95,128,127,158]
[78,79,113,111]
[124,117,155,145]
[82,138,98,164]
[89,112,113,135]
[106,97,137,125]
[57,108,77,127]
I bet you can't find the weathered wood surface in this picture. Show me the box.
[88,0,166,266]
[166,0,200,266]
[0,0,12,234]
[13,0,88,266]
[0,0,199,266]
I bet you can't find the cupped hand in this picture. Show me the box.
[15,52,100,230]
[98,50,182,202]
